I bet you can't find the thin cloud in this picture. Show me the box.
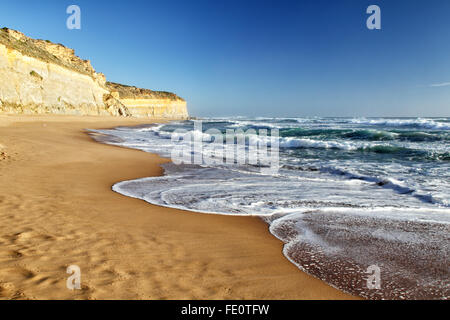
[429,82,450,87]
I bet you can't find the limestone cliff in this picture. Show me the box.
[106,82,188,118]
[0,28,188,118]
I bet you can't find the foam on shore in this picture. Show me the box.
[93,117,450,299]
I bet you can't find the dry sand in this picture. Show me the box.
[0,115,357,300]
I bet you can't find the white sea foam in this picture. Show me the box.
[91,117,450,299]
[351,118,450,130]
[279,137,360,150]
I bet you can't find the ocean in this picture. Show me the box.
[91,117,450,299]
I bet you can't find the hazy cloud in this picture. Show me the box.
[429,82,450,87]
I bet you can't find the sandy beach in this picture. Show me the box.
[0,115,356,300]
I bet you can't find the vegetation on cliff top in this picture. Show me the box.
[0,27,93,77]
[106,82,185,102]
[0,27,185,102]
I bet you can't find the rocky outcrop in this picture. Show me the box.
[0,28,188,118]
[103,93,131,117]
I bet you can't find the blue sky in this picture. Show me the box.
[1,0,450,117]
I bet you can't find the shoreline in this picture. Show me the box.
[0,115,357,300]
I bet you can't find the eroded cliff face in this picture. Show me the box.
[0,28,188,119]
[0,43,111,115]
[106,82,188,118]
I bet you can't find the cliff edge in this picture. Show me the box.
[0,28,188,119]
